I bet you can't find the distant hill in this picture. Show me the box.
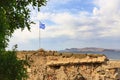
[59,47,120,59]
[60,47,120,53]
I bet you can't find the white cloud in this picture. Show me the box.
[94,0,120,17]
[99,23,120,37]
[37,12,51,20]
[48,0,72,4]
[93,7,99,16]
[9,24,39,44]
[93,0,120,37]
[77,26,93,31]
[41,25,75,38]
[39,12,96,39]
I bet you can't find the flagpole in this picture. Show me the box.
[39,21,45,49]
[39,27,40,49]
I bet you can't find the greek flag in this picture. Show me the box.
[39,22,45,29]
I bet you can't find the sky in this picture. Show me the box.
[8,0,120,50]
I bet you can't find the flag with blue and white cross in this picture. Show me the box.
[39,21,45,29]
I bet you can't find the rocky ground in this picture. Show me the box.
[17,49,120,80]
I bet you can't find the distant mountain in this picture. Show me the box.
[59,47,120,59]
[60,47,119,53]
[78,47,105,52]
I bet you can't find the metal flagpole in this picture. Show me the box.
[39,22,41,49]
[39,21,45,49]
[39,27,40,49]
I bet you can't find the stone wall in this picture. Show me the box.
[17,49,120,80]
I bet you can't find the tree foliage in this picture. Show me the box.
[0,0,47,80]
[0,49,29,80]
[0,0,47,50]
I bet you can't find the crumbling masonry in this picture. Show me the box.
[17,49,120,80]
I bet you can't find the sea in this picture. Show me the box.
[59,50,120,60]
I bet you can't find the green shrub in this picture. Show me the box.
[0,50,29,80]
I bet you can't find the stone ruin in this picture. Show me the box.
[17,49,120,80]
